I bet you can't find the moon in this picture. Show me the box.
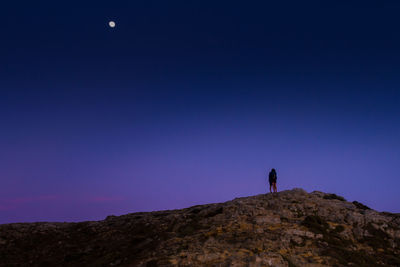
[109,21,116,28]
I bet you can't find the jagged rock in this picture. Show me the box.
[254,215,281,225]
[0,188,400,266]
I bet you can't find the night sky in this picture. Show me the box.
[1,1,400,224]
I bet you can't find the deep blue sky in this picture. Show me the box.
[1,1,400,223]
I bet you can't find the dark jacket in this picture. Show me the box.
[268,170,277,184]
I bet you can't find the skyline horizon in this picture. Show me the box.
[2,0,400,224]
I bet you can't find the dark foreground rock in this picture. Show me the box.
[1,188,400,266]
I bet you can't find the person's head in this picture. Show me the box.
[271,168,276,173]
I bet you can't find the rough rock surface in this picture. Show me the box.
[1,188,400,266]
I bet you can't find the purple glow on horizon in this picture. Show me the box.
[1,1,400,224]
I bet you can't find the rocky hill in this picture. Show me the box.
[0,188,400,266]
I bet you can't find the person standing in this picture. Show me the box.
[268,168,277,193]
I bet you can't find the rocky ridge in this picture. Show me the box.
[0,188,400,266]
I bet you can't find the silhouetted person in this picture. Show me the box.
[268,168,277,193]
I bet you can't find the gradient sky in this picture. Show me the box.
[1,1,400,224]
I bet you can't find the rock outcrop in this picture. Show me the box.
[1,188,400,266]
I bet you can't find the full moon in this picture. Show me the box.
[109,21,116,28]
